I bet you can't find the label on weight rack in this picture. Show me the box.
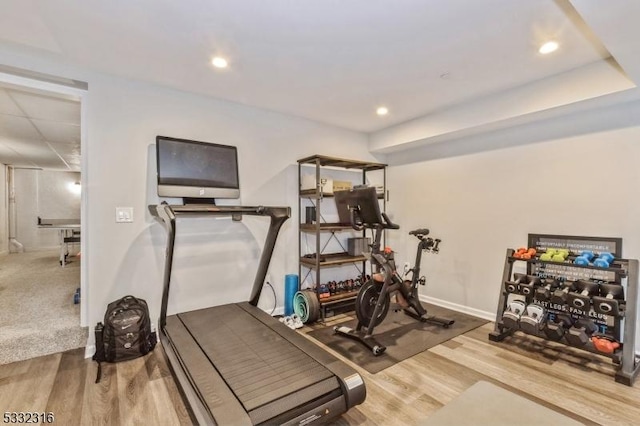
[534,300,614,326]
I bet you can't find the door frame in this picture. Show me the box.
[0,70,89,326]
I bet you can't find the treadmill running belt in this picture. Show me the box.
[177,304,340,421]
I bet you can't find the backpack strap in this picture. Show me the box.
[95,361,102,384]
[92,322,105,384]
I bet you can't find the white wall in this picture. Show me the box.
[82,73,378,329]
[0,49,382,334]
[0,164,7,255]
[13,168,36,248]
[385,121,640,319]
[14,169,80,250]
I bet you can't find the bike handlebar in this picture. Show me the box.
[348,208,399,231]
[349,209,365,231]
[433,238,441,253]
[381,212,400,230]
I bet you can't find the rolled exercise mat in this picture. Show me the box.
[294,289,320,323]
[284,274,299,316]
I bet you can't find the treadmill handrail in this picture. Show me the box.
[149,203,290,329]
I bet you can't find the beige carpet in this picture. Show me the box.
[0,250,87,364]
[420,381,585,426]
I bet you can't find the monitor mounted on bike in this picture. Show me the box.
[335,187,395,229]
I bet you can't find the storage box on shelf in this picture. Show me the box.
[488,234,640,386]
[297,154,387,323]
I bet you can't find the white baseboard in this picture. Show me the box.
[419,295,495,322]
[85,345,95,359]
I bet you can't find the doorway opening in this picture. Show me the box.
[0,69,88,364]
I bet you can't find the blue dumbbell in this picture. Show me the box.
[574,251,594,266]
[594,252,615,268]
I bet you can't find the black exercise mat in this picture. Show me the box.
[307,304,488,374]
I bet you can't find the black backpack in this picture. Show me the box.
[93,295,157,383]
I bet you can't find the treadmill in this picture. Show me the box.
[150,203,366,425]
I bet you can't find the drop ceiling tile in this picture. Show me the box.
[2,138,52,157]
[0,145,19,165]
[31,118,80,144]
[0,85,82,171]
[64,155,81,170]
[0,115,42,140]
[0,158,39,168]
[9,90,80,124]
[0,89,24,116]
[0,142,37,168]
[0,143,16,155]
[15,149,69,169]
[49,142,81,156]
[30,157,69,170]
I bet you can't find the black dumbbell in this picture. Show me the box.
[592,283,625,317]
[566,280,599,311]
[504,273,527,294]
[565,319,599,347]
[550,281,575,305]
[535,279,559,302]
[519,304,547,335]
[501,300,526,330]
[519,275,541,297]
[544,314,573,341]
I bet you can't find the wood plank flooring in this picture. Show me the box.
[1,318,639,425]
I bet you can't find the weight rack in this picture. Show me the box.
[489,234,640,386]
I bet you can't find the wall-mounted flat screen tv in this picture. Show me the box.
[156,135,240,201]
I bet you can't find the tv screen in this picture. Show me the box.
[156,136,240,200]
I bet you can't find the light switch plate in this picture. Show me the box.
[115,207,134,223]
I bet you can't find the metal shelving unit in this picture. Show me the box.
[297,155,387,322]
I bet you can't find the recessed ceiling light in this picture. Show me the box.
[376,106,388,116]
[211,57,228,68]
[539,41,559,55]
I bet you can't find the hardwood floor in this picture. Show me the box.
[1,319,639,425]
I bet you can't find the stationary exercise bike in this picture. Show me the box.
[333,187,454,356]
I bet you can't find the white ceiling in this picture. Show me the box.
[0,84,80,170]
[0,0,638,168]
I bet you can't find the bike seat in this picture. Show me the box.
[409,228,429,237]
